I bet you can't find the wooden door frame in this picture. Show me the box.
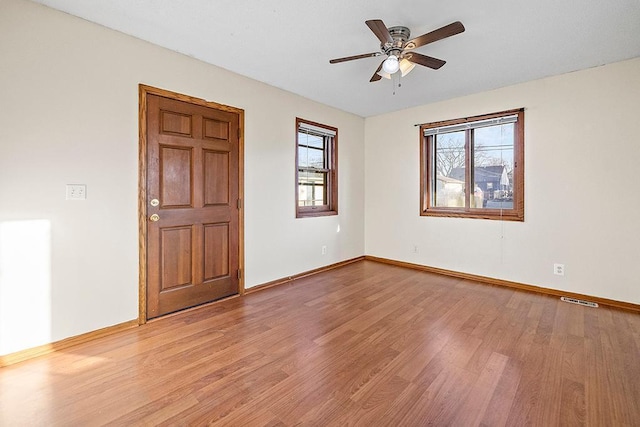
[138,84,245,324]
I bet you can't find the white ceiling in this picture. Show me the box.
[31,0,640,117]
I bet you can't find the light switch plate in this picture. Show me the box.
[66,184,86,200]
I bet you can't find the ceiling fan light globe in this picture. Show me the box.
[399,59,416,77]
[382,55,400,74]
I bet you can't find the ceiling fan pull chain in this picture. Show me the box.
[392,71,400,95]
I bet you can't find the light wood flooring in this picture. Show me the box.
[1,260,639,426]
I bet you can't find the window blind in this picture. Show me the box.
[423,114,518,137]
[299,122,337,137]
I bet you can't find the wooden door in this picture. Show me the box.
[145,93,241,319]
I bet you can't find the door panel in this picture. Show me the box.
[203,117,229,140]
[146,93,240,319]
[160,226,193,290]
[160,146,193,208]
[161,110,192,136]
[203,150,229,205]
[203,223,229,280]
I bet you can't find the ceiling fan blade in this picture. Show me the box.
[329,52,381,64]
[405,52,446,69]
[366,19,393,44]
[370,61,384,82]
[405,21,465,50]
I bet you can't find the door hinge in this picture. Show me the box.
[237,128,241,139]
[237,198,242,209]
[237,269,242,280]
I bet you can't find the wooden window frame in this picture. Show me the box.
[296,118,338,218]
[420,108,525,221]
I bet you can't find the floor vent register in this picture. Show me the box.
[560,296,598,308]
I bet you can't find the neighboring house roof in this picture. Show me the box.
[449,166,507,184]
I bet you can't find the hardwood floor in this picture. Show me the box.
[1,260,639,426]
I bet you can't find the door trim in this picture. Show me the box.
[138,84,245,324]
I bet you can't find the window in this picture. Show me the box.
[296,118,338,217]
[420,108,524,221]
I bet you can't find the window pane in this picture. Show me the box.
[433,131,465,207]
[298,145,309,167]
[298,133,326,168]
[473,124,514,209]
[298,132,324,149]
[298,170,326,206]
[298,146,325,168]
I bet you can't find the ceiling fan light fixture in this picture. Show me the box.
[399,58,416,77]
[379,59,415,79]
[382,55,400,74]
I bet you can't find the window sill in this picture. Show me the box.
[421,208,523,221]
[296,209,338,219]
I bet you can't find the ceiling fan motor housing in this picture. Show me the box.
[383,26,411,56]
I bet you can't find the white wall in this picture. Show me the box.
[365,57,640,305]
[0,0,365,355]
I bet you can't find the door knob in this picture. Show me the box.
[150,198,159,207]
[149,214,160,222]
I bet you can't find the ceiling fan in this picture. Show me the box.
[329,20,465,82]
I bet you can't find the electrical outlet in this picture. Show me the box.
[413,245,419,253]
[321,245,327,255]
[554,263,565,276]
[66,184,86,200]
